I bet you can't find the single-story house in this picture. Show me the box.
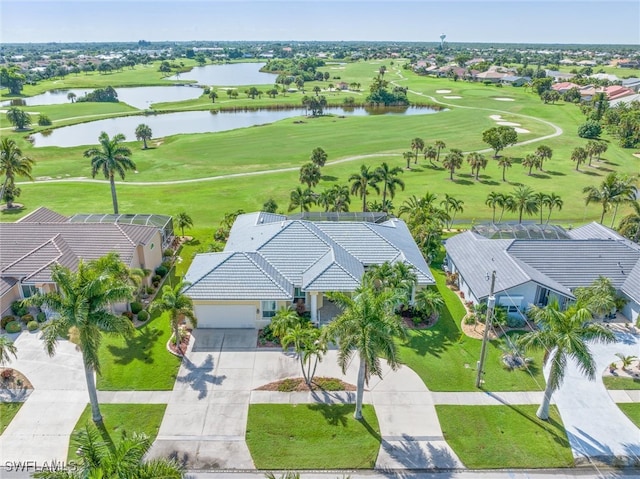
[622,78,640,92]
[444,222,640,323]
[551,82,580,93]
[545,70,576,82]
[0,207,172,315]
[475,71,508,83]
[184,212,434,329]
[610,93,640,107]
[500,75,530,87]
[604,85,635,101]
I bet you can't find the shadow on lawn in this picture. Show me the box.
[107,326,163,365]
[307,403,351,426]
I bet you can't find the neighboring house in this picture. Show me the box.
[590,73,620,82]
[184,212,434,329]
[0,207,172,315]
[545,70,576,82]
[551,81,580,93]
[444,222,640,323]
[475,71,507,83]
[604,85,635,101]
[500,75,530,87]
[610,93,640,107]
[621,78,640,92]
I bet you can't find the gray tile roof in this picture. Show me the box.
[622,261,640,304]
[302,250,363,291]
[567,222,626,241]
[16,207,68,223]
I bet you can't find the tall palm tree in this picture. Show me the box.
[585,140,599,167]
[609,174,638,228]
[423,145,438,167]
[522,154,539,176]
[151,280,197,352]
[28,258,135,424]
[583,173,637,225]
[349,165,379,212]
[534,145,553,172]
[466,152,487,181]
[571,146,587,172]
[323,284,406,419]
[441,194,464,229]
[0,336,17,366]
[375,162,405,206]
[511,185,538,224]
[317,188,334,212]
[34,424,183,478]
[518,299,615,419]
[533,192,550,224]
[329,184,350,212]
[84,132,136,214]
[485,192,504,223]
[288,186,316,213]
[618,200,640,243]
[434,140,446,163]
[442,149,463,181]
[0,137,35,206]
[594,141,608,162]
[299,162,321,188]
[545,193,563,225]
[497,156,512,182]
[310,147,328,167]
[175,211,194,237]
[411,137,425,164]
[500,194,516,223]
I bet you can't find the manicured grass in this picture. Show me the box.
[67,403,166,461]
[617,403,640,428]
[246,404,380,469]
[437,404,573,469]
[0,402,23,434]
[603,375,640,390]
[96,313,181,391]
[399,269,545,392]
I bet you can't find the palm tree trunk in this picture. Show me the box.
[600,206,606,224]
[519,208,523,224]
[173,318,182,354]
[492,207,496,224]
[382,184,387,206]
[354,355,366,420]
[537,362,555,420]
[109,174,119,214]
[143,138,148,149]
[362,192,367,212]
[611,203,620,228]
[546,208,553,226]
[502,167,506,182]
[83,358,103,424]
[449,168,454,181]
[0,176,9,205]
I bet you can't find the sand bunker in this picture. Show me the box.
[633,153,640,159]
[489,115,503,121]
[497,121,521,127]
[494,97,515,101]
[514,127,530,133]
[436,89,452,94]
[443,95,462,99]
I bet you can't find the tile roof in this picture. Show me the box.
[622,261,640,304]
[16,207,68,223]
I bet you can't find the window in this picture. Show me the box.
[262,300,277,318]
[21,284,39,298]
[293,287,306,304]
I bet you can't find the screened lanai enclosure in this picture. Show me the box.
[68,213,175,248]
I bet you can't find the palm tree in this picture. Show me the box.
[441,194,464,229]
[310,147,328,167]
[571,146,587,172]
[323,284,406,419]
[27,258,135,424]
[6,107,31,130]
[209,90,219,103]
[518,299,615,419]
[434,140,446,163]
[299,162,321,188]
[270,306,303,339]
[609,174,638,228]
[534,145,553,171]
[329,184,350,212]
[175,211,193,237]
[615,353,638,372]
[500,194,516,223]
[349,165,379,212]
[583,173,637,225]
[375,162,405,206]
[0,336,17,366]
[485,192,505,223]
[134,123,153,150]
[442,149,463,181]
[511,185,538,224]
[67,92,77,103]
[545,193,563,225]
[522,154,539,176]
[34,423,183,478]
[585,140,599,167]
[411,137,425,164]
[533,192,550,224]
[414,288,444,320]
[317,188,334,212]
[498,156,512,182]
[594,141,608,162]
[618,200,640,243]
[288,186,316,213]
[466,152,487,181]
[403,151,414,169]
[151,280,197,352]
[423,145,438,167]
[0,137,35,207]
[84,132,136,214]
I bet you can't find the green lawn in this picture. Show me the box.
[617,403,640,428]
[399,269,544,391]
[603,376,640,390]
[67,403,166,461]
[96,312,181,391]
[437,405,573,469]
[0,402,23,434]
[246,404,380,469]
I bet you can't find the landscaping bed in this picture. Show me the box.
[255,376,356,392]
[0,368,33,390]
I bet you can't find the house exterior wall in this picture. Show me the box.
[0,285,21,317]
[494,282,538,317]
[622,297,639,323]
[133,231,164,275]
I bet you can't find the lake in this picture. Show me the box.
[2,86,203,109]
[30,106,440,148]
[166,62,277,85]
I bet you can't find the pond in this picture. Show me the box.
[2,86,203,109]
[166,62,277,86]
[30,106,441,148]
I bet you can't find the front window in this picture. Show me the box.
[293,287,306,304]
[262,300,277,318]
[21,284,39,298]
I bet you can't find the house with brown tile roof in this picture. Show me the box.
[0,207,171,315]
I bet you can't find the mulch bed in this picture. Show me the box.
[401,313,439,330]
[168,327,192,356]
[256,376,356,392]
[0,368,34,390]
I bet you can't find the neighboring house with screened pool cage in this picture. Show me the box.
[0,207,173,316]
[183,211,435,329]
[444,222,640,323]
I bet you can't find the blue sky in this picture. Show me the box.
[1,1,638,45]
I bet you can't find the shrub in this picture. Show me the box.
[161,260,172,270]
[155,265,168,277]
[259,324,279,344]
[506,316,526,329]
[277,378,298,392]
[145,285,155,295]
[5,321,22,333]
[163,248,174,258]
[203,87,211,95]
[38,114,52,126]
[137,310,150,322]
[1,369,14,380]
[464,314,477,325]
[1,316,15,329]
[130,302,143,314]
[315,377,343,391]
[578,120,602,139]
[27,321,39,331]
[21,314,34,324]
[11,301,27,317]
[152,274,162,284]
[122,311,134,320]
[36,312,47,323]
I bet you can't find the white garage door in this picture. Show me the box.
[195,305,256,328]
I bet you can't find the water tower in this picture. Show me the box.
[440,33,446,49]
